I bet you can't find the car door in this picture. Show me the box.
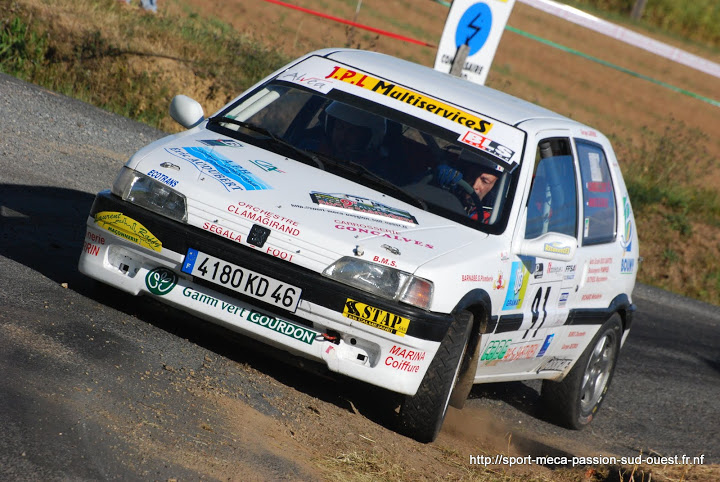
[476,132,581,378]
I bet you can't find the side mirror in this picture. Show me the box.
[515,232,577,262]
[169,95,204,128]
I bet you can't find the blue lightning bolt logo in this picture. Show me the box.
[455,3,493,55]
[466,13,484,44]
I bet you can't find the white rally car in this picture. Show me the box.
[79,48,638,443]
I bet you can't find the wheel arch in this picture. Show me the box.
[448,289,493,409]
[608,293,636,333]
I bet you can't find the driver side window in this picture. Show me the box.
[525,138,578,239]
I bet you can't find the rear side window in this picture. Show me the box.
[576,140,616,245]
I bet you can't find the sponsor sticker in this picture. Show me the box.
[621,258,635,274]
[166,147,271,191]
[534,262,544,279]
[94,211,162,252]
[199,139,244,148]
[246,309,316,345]
[145,267,178,296]
[384,345,426,373]
[494,272,507,290]
[335,225,433,249]
[343,299,410,336]
[538,357,573,372]
[228,202,300,236]
[481,338,511,361]
[277,70,334,93]
[544,242,571,255]
[621,195,633,253]
[461,274,494,282]
[83,242,100,257]
[373,256,397,267]
[202,222,242,243]
[249,159,285,173]
[502,341,540,361]
[459,131,514,163]
[179,286,316,344]
[502,262,529,310]
[587,257,612,283]
[325,65,494,134]
[146,169,179,188]
[311,192,418,225]
[537,334,554,357]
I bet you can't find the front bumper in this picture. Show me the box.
[79,191,454,395]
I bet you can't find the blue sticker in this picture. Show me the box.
[455,3,493,56]
[182,248,199,274]
[166,147,272,191]
[502,261,529,310]
[620,258,635,274]
[537,334,554,357]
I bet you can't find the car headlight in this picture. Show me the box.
[323,257,434,310]
[111,167,187,223]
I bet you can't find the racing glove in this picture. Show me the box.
[435,164,463,188]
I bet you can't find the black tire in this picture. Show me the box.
[397,311,473,443]
[541,313,623,429]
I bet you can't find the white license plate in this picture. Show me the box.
[181,248,302,312]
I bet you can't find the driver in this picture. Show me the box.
[435,155,501,222]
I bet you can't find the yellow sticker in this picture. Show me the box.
[342,298,410,337]
[325,66,494,134]
[94,211,162,252]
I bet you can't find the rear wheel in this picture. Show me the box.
[541,313,622,429]
[397,311,473,443]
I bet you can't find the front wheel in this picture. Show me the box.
[541,313,623,429]
[397,311,473,443]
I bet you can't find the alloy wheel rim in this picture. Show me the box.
[579,329,618,413]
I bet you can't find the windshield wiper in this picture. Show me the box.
[209,116,425,210]
[208,116,324,170]
[322,157,427,211]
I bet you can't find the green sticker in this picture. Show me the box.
[145,267,178,295]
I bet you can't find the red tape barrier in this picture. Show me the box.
[261,0,436,48]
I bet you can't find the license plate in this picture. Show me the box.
[181,248,302,312]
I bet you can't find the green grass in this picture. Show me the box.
[0,0,290,130]
[0,16,47,75]
[561,0,720,50]
[616,122,720,225]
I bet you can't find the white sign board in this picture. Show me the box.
[434,0,516,85]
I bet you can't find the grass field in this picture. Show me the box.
[1,0,719,305]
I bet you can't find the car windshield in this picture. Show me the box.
[207,81,519,230]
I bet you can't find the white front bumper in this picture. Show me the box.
[79,219,440,396]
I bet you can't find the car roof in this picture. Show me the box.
[314,48,572,128]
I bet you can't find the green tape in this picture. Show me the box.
[504,25,720,108]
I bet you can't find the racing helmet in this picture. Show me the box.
[324,101,386,152]
[458,148,504,178]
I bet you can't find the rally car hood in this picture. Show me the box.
[128,130,487,273]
